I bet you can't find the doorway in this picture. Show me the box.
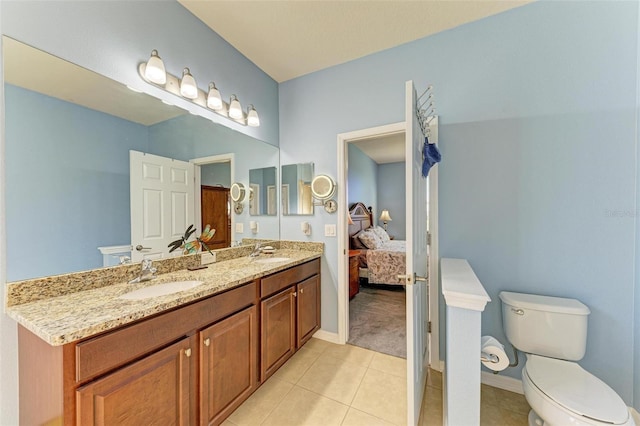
[336,122,440,369]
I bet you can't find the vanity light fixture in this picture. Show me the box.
[247,105,260,127]
[207,82,223,110]
[137,51,261,127]
[229,95,243,119]
[144,50,167,85]
[179,68,198,99]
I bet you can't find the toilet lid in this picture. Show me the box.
[526,355,629,424]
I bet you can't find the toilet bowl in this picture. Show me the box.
[522,355,633,426]
[499,291,634,426]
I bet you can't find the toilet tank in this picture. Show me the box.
[499,291,591,361]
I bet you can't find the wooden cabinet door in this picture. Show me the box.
[76,336,195,426]
[201,185,231,249]
[260,287,296,381]
[297,275,321,348]
[200,305,258,426]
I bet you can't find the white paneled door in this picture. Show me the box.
[404,81,430,425]
[130,150,195,262]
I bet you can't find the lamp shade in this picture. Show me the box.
[229,95,243,119]
[144,50,166,85]
[247,105,260,127]
[207,82,222,110]
[379,210,392,222]
[180,68,198,99]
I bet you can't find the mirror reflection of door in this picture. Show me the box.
[300,182,313,214]
[250,183,260,215]
[267,185,277,215]
[201,185,231,249]
[281,184,290,215]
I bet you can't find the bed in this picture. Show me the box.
[348,202,406,285]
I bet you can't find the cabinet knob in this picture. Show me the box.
[185,348,192,357]
[300,288,304,294]
[204,338,211,347]
[293,291,297,297]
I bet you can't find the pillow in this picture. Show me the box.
[371,226,390,243]
[358,229,383,249]
[350,232,367,250]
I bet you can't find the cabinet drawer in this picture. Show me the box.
[260,259,320,298]
[75,281,256,383]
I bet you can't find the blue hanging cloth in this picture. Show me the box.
[422,135,441,177]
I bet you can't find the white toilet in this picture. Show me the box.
[499,291,635,426]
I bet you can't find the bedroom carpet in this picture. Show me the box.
[347,285,406,359]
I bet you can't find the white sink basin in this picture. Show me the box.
[254,257,291,264]
[119,280,205,300]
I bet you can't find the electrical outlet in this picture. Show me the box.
[235,223,244,233]
[325,224,336,237]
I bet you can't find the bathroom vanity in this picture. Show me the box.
[7,248,321,426]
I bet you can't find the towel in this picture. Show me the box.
[422,136,441,177]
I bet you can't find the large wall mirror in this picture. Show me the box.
[249,167,277,216]
[3,36,279,281]
[281,163,314,216]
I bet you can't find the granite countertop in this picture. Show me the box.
[6,249,321,346]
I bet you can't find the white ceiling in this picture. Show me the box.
[352,132,406,164]
[179,0,531,83]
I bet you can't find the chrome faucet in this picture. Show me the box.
[129,259,157,283]
[249,243,262,258]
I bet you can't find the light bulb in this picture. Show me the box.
[180,68,198,99]
[144,50,166,85]
[229,95,243,119]
[207,82,222,110]
[247,105,260,127]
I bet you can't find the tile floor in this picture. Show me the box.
[222,338,530,426]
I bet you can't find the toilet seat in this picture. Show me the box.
[526,355,630,425]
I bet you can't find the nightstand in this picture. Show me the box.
[348,250,360,299]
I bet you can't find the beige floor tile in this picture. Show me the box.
[426,368,442,389]
[271,347,322,384]
[481,383,498,407]
[493,388,530,415]
[351,368,407,425]
[303,337,334,354]
[323,343,376,365]
[297,355,368,404]
[262,385,349,426]
[221,420,237,426]
[419,386,443,426]
[227,377,293,426]
[500,407,530,426]
[341,408,396,426]
[369,352,407,378]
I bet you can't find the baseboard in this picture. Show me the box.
[631,407,639,424]
[481,371,524,394]
[312,329,341,344]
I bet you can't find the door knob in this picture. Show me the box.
[135,245,151,251]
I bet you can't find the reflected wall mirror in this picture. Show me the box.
[3,36,280,281]
[249,167,277,216]
[281,163,314,216]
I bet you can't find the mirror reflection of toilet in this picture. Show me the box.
[500,291,635,426]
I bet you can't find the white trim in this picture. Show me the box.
[97,245,132,255]
[190,153,234,241]
[441,258,491,311]
[312,329,341,344]
[481,371,524,394]
[631,408,640,425]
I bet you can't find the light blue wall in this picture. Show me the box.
[1,0,279,146]
[377,162,405,240]
[280,1,639,406]
[348,144,378,214]
[5,84,148,281]
[201,163,231,188]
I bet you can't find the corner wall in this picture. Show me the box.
[279,1,639,405]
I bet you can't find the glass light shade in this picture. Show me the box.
[180,68,198,99]
[144,50,166,85]
[207,83,222,110]
[247,106,260,127]
[229,95,243,119]
[379,210,392,222]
